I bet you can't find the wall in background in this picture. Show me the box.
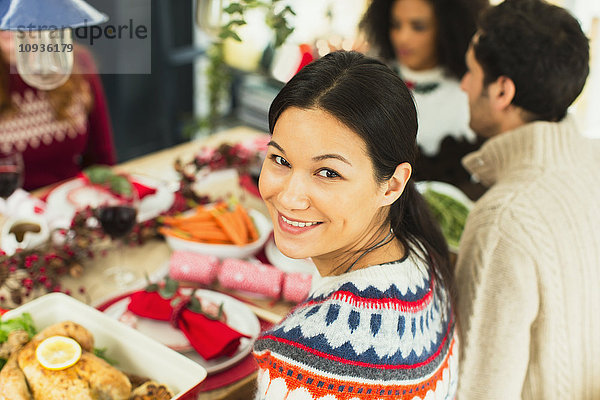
[82,0,197,162]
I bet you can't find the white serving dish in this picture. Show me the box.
[1,293,207,400]
[164,209,272,259]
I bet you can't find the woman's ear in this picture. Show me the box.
[380,162,412,207]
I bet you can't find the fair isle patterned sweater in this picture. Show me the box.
[0,49,115,190]
[253,255,458,400]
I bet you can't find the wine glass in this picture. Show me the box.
[0,153,23,199]
[96,183,140,288]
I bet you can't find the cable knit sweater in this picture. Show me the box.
[253,254,458,400]
[455,116,600,399]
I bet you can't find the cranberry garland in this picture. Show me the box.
[0,189,196,309]
[0,143,265,309]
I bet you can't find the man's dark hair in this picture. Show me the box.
[474,0,589,122]
[360,0,489,79]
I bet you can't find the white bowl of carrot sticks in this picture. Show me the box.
[158,202,272,259]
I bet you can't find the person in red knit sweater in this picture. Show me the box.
[0,31,116,191]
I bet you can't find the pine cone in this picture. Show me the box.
[69,263,84,278]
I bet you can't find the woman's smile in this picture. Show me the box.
[277,212,323,234]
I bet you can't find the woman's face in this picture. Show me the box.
[389,0,438,71]
[259,107,389,274]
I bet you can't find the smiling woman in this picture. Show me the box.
[253,51,458,400]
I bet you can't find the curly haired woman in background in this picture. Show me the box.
[361,0,488,197]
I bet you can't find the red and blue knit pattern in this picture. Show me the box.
[253,259,458,399]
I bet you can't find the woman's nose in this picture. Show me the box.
[277,173,310,210]
[392,27,410,45]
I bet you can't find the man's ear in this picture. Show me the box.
[380,162,412,207]
[488,75,516,111]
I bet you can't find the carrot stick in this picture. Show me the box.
[231,205,249,243]
[187,229,230,242]
[236,204,259,242]
[212,209,245,245]
[162,213,214,225]
[160,226,232,243]
[158,227,194,241]
[169,220,220,230]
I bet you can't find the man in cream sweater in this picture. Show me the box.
[455,0,600,399]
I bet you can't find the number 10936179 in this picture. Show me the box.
[18,43,73,53]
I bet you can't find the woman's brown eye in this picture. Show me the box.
[271,154,290,167]
[317,169,340,179]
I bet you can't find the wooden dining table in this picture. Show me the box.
[54,125,294,399]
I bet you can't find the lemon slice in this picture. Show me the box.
[35,336,82,370]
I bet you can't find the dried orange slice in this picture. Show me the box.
[35,336,82,370]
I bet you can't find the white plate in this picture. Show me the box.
[264,237,316,274]
[103,289,260,374]
[45,175,176,227]
[2,293,207,400]
[164,209,273,259]
[415,181,474,209]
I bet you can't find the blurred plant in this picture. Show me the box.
[185,0,295,136]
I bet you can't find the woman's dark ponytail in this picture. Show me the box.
[391,182,453,303]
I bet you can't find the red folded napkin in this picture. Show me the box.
[77,172,157,200]
[126,290,249,361]
[130,181,158,199]
[127,291,173,321]
[177,309,245,359]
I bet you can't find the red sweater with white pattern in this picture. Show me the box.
[0,49,116,190]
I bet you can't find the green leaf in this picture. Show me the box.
[108,175,133,196]
[187,296,203,314]
[84,165,113,184]
[0,358,6,370]
[145,283,159,292]
[283,5,296,16]
[0,313,36,339]
[170,297,183,308]
[94,347,118,366]
[218,29,242,42]
[224,4,244,14]
[158,277,179,299]
[144,273,159,292]
[225,19,247,28]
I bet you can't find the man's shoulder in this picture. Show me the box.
[460,180,551,257]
